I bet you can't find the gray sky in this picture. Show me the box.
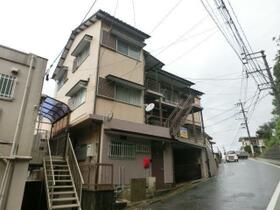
[1,0,280,151]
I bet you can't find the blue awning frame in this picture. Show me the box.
[39,95,71,124]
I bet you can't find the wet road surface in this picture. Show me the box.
[149,159,280,210]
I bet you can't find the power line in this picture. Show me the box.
[205,106,236,121]
[46,0,98,80]
[155,16,208,56]
[200,0,242,61]
[205,112,237,128]
[201,0,272,95]
[149,0,183,34]
[81,0,98,23]
[149,27,217,53]
[166,31,217,65]
[185,76,241,81]
[114,0,119,16]
[131,0,136,26]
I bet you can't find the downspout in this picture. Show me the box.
[0,55,35,210]
[94,22,104,187]
[93,22,103,115]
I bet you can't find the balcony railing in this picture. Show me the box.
[145,78,160,92]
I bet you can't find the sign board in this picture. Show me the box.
[179,127,188,139]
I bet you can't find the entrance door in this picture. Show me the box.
[151,143,164,189]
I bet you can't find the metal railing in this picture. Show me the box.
[66,136,84,201]
[45,137,55,207]
[167,95,194,137]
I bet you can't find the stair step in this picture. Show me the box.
[50,165,68,168]
[49,185,73,189]
[50,180,72,183]
[52,197,77,202]
[51,204,79,209]
[46,162,67,165]
[47,169,69,171]
[48,175,71,177]
[50,191,75,195]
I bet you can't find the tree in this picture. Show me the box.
[244,145,251,154]
[272,36,280,116]
[256,121,274,139]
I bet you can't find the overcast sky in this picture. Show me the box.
[1,0,280,152]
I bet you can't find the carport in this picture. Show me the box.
[172,142,203,183]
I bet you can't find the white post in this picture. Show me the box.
[250,144,255,157]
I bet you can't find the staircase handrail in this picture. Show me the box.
[67,136,84,185]
[46,138,55,186]
[170,95,194,127]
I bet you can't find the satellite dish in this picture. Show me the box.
[145,103,155,112]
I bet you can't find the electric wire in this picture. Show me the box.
[166,31,217,65]
[155,16,208,56]
[131,0,136,26]
[200,0,242,61]
[149,0,183,34]
[46,0,98,79]
[114,0,118,16]
[149,27,217,53]
[81,0,98,23]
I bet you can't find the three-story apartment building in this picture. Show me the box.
[52,10,217,189]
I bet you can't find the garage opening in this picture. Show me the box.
[21,181,47,210]
[173,146,202,183]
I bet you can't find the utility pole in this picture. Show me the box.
[237,101,254,156]
[260,50,280,113]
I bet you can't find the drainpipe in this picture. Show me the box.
[0,55,35,210]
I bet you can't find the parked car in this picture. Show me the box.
[237,151,249,159]
[226,151,239,162]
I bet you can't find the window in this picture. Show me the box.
[68,88,86,110]
[0,73,16,99]
[73,44,90,71]
[71,34,92,72]
[117,40,141,60]
[57,71,67,90]
[116,85,141,106]
[136,144,150,154]
[128,45,141,60]
[102,30,116,49]
[109,141,135,159]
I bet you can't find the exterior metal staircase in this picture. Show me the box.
[166,95,194,138]
[43,136,84,210]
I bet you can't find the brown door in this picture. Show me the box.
[151,143,164,189]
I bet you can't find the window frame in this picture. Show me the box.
[109,140,136,160]
[0,73,16,101]
[116,39,141,60]
[115,84,142,106]
[68,87,86,110]
[73,44,90,72]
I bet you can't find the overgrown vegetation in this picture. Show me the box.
[256,36,280,148]
[244,145,251,154]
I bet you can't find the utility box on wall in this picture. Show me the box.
[75,143,97,161]
[86,143,96,157]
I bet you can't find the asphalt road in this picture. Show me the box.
[148,159,280,210]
